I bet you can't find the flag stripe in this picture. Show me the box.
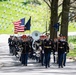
[13,18,25,33]
[17,26,24,32]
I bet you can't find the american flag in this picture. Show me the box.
[13,18,25,33]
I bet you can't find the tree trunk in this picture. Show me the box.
[50,0,58,40]
[60,0,70,41]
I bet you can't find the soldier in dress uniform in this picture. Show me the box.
[21,35,30,66]
[39,35,46,66]
[58,35,69,68]
[8,35,13,54]
[62,36,69,66]
[10,36,17,56]
[14,36,20,56]
[27,36,33,59]
[44,35,54,68]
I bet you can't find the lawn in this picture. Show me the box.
[67,49,76,57]
[0,0,76,34]
[0,0,49,34]
[67,36,76,57]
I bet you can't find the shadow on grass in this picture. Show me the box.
[69,38,76,43]
[21,1,41,6]
[0,0,9,2]
[21,2,30,6]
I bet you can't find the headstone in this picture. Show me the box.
[4,15,7,19]
[2,4,4,7]
[26,6,29,10]
[6,5,9,8]
[0,26,1,30]
[11,17,14,21]
[23,12,25,14]
[72,12,75,16]
[8,0,10,2]
[19,9,20,12]
[12,28,14,32]
[15,8,16,11]
[73,21,76,28]
[20,11,22,13]
[22,6,25,9]
[4,26,6,30]
[7,2,9,4]
[13,2,15,5]
[21,10,23,13]
[7,26,8,28]
[24,0,26,3]
[8,22,11,25]
[16,3,18,6]
[10,12,12,15]
[16,14,19,17]
[9,1,12,4]
[8,6,11,9]
[1,16,3,18]
[16,10,19,12]
[4,10,6,13]
[17,9,19,12]
[20,4,22,7]
[0,26,1,29]
[2,20,4,23]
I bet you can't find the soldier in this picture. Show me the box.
[14,36,23,57]
[21,35,30,66]
[8,35,13,54]
[62,36,69,66]
[14,36,19,56]
[58,35,69,68]
[27,36,33,59]
[39,35,46,66]
[10,36,17,56]
[44,35,54,68]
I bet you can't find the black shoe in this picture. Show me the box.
[63,64,65,66]
[48,65,50,67]
[61,66,63,68]
[25,64,27,66]
[42,64,44,66]
[45,66,47,68]
[23,64,27,66]
[58,66,60,68]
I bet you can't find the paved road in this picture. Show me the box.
[0,34,76,75]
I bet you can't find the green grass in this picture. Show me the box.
[67,37,76,57]
[0,0,76,34]
[68,22,76,32]
[0,0,50,34]
[67,48,76,57]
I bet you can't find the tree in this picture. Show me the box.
[43,0,59,39]
[69,0,76,21]
[60,0,70,41]
[50,0,58,39]
[43,0,72,41]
